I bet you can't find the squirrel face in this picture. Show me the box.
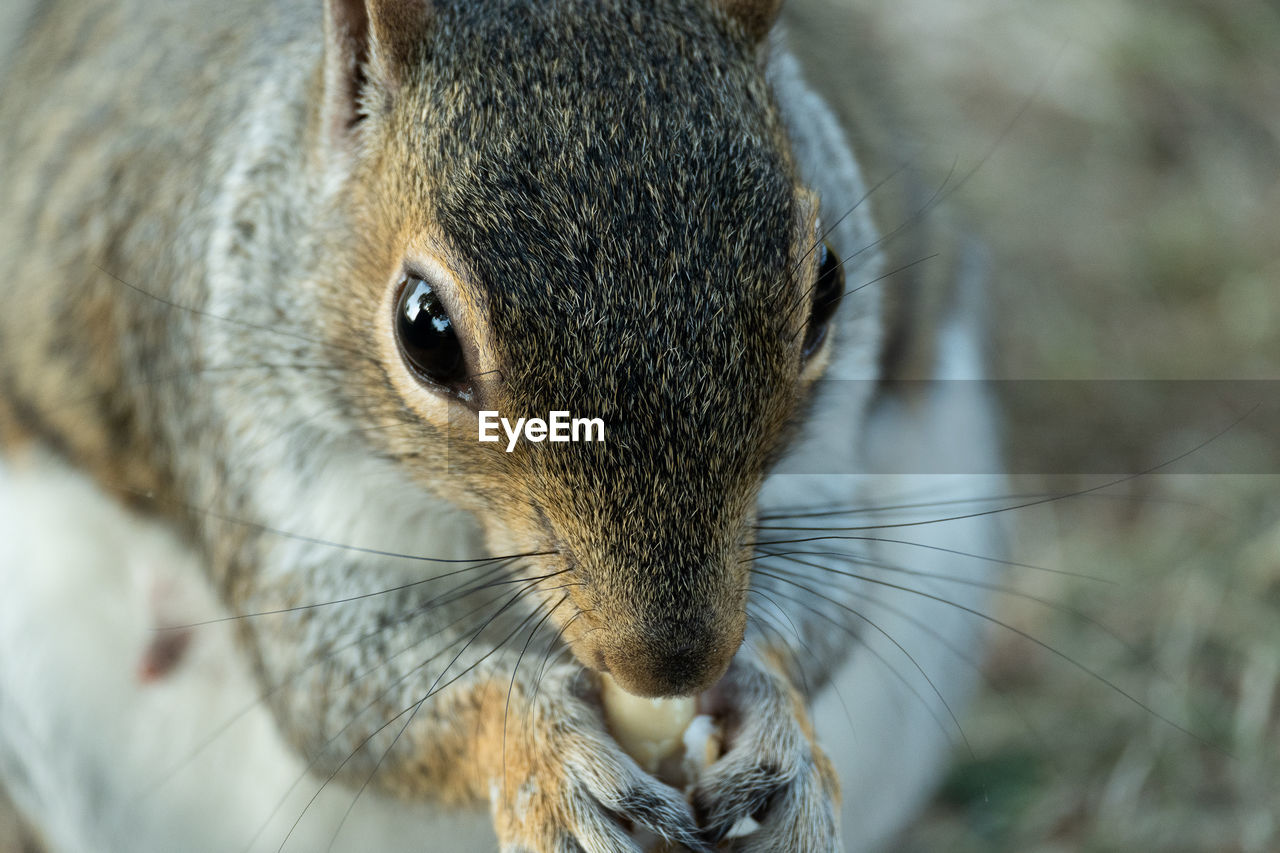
[316,0,842,696]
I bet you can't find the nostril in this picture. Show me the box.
[667,642,697,666]
[600,625,737,698]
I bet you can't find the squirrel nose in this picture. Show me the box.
[598,618,738,698]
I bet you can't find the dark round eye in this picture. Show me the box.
[395,274,469,391]
[801,241,844,359]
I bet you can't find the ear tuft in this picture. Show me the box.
[367,0,434,76]
[322,0,371,140]
[321,0,433,147]
[715,0,783,42]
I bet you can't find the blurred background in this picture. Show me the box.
[810,0,1280,850]
[2,1,1275,851]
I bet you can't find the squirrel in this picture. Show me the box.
[0,0,1003,851]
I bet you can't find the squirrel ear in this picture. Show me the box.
[321,0,433,144]
[714,0,783,42]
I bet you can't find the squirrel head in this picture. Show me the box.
[309,0,846,697]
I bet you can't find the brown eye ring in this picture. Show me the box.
[801,241,844,359]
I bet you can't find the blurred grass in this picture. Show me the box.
[838,1,1280,850]
[898,477,1280,852]
[1,2,1274,851]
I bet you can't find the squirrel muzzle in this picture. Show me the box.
[589,608,745,698]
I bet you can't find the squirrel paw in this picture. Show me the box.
[691,656,841,852]
[491,668,712,853]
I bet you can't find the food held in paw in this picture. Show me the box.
[600,673,736,850]
[600,672,699,774]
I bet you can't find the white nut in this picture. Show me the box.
[600,674,732,851]
[600,673,697,774]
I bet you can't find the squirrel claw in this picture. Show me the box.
[689,655,841,852]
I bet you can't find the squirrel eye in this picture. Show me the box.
[801,241,844,359]
[394,274,469,392]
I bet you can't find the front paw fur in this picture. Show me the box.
[691,654,841,852]
[489,667,712,853]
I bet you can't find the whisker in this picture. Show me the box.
[526,612,583,713]
[234,569,560,851]
[757,489,1211,522]
[745,591,861,744]
[92,471,561,579]
[234,585,507,852]
[523,615,593,745]
[751,535,1111,584]
[829,579,1058,765]
[745,590,814,696]
[749,578,958,749]
[753,558,1225,753]
[160,552,554,629]
[825,43,1064,287]
[324,593,552,852]
[271,577,549,852]
[24,362,349,414]
[274,693,420,853]
[94,264,373,362]
[142,559,528,798]
[797,162,908,278]
[753,569,973,754]
[757,546,1144,659]
[837,251,939,302]
[503,594,569,800]
[836,158,957,272]
[786,253,940,346]
[760,409,1254,535]
[781,161,911,324]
